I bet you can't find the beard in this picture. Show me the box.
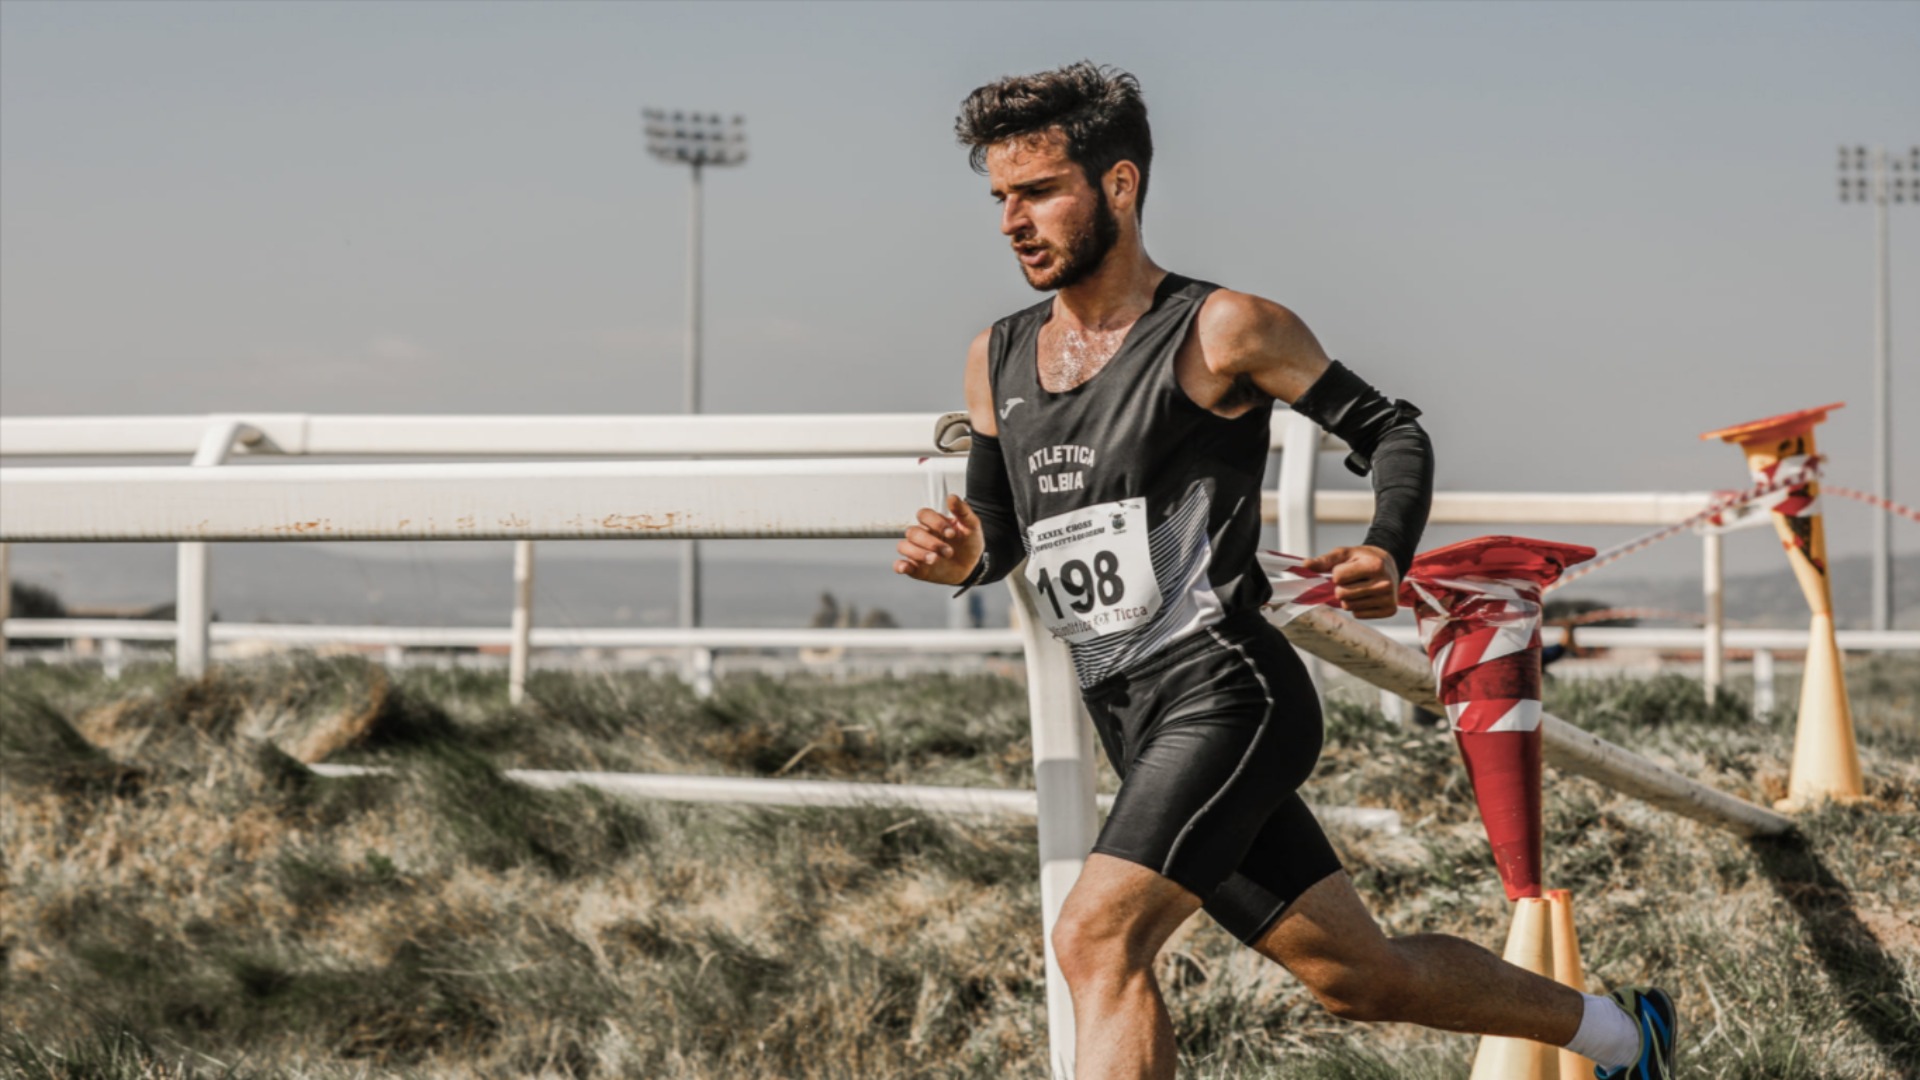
[1019,191,1121,292]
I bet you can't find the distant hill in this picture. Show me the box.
[5,542,1005,631]
[1552,552,1920,630]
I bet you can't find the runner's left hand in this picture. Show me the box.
[1300,545,1401,619]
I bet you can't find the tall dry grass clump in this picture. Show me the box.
[2,654,1916,1078]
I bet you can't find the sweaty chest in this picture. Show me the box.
[1036,322,1133,394]
[1036,318,1257,417]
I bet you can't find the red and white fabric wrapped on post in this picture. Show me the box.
[1400,537,1594,900]
[1260,536,1595,902]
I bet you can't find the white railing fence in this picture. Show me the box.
[8,409,1891,708]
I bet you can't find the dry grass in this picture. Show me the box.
[2,654,1916,1079]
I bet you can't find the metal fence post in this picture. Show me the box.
[1278,410,1325,689]
[1009,576,1096,1080]
[509,539,535,704]
[1702,532,1724,703]
[1277,410,1320,558]
[176,419,251,678]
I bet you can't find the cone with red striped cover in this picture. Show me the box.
[1703,404,1864,808]
[1401,537,1595,901]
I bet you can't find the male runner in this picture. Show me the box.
[893,63,1677,1080]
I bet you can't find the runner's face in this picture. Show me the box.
[987,132,1120,291]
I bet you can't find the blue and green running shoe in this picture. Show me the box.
[1596,987,1679,1080]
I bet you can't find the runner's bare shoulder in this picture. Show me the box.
[966,327,998,436]
[1195,289,1329,402]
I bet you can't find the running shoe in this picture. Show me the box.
[1596,987,1679,1080]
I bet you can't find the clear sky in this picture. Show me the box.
[2,0,1916,577]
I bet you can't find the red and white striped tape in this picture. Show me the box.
[1825,485,1920,524]
[1550,455,1826,590]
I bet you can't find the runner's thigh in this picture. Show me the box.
[1087,616,1328,920]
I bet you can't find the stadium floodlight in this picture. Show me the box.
[1837,145,1916,632]
[643,109,748,642]
[643,110,749,169]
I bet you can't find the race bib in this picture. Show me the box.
[1023,498,1161,643]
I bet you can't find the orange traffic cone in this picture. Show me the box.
[1702,404,1864,808]
[1547,889,1592,1079]
[1470,897,1560,1080]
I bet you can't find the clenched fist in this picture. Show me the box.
[1300,545,1402,619]
[892,494,986,587]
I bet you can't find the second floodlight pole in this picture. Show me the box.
[1839,144,1911,632]
[1872,148,1889,633]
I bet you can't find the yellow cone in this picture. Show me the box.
[1784,612,1865,806]
[1470,897,1560,1080]
[1702,404,1864,808]
[1546,890,1592,1079]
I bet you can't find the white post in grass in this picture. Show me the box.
[176,419,252,677]
[509,539,535,705]
[689,647,715,699]
[1752,649,1776,721]
[1010,575,1096,1080]
[1702,531,1725,704]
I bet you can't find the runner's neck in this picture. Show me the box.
[1051,249,1168,332]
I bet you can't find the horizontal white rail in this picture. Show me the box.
[11,618,1915,654]
[304,763,1403,832]
[0,412,1337,458]
[1371,624,1920,653]
[1311,490,1720,527]
[0,463,1744,543]
[1550,627,1920,651]
[0,414,953,458]
[1277,607,1794,837]
[0,458,965,542]
[1,619,1023,651]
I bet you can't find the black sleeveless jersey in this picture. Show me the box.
[986,273,1275,685]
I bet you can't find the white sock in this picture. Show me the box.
[1564,992,1640,1071]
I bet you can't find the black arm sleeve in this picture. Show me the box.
[953,432,1025,595]
[1289,360,1434,580]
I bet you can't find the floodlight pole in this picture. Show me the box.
[1838,145,1914,632]
[683,159,703,632]
[1874,150,1888,632]
[646,110,747,641]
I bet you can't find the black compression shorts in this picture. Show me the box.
[1082,609,1344,945]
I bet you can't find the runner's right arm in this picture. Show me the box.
[892,330,1023,589]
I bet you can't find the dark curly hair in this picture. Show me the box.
[955,62,1153,218]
